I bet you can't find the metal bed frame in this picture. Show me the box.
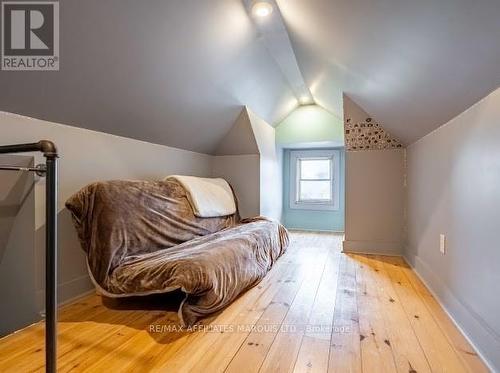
[0,140,58,373]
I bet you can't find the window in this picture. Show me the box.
[297,157,332,202]
[289,149,340,210]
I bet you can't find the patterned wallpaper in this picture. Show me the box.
[344,116,403,151]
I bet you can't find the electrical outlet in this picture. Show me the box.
[439,234,446,254]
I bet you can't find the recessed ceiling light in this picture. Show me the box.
[299,96,313,105]
[252,1,273,18]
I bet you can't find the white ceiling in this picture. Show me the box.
[1,0,499,151]
[277,0,500,144]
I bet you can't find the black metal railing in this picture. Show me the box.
[0,140,58,373]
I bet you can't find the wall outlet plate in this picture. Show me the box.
[440,234,446,254]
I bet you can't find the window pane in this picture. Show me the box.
[299,180,331,201]
[300,159,331,180]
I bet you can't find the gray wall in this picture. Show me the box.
[1,108,284,331]
[213,107,283,221]
[247,109,283,222]
[0,111,213,315]
[213,108,261,219]
[212,155,260,218]
[344,149,405,255]
[406,87,500,371]
[215,109,259,156]
[0,156,37,336]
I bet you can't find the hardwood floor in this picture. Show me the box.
[0,231,488,372]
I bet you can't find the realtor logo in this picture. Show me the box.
[1,1,59,70]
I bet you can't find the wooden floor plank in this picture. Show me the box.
[187,245,306,372]
[249,234,332,372]
[220,258,307,372]
[352,254,398,373]
[0,232,489,373]
[293,336,330,373]
[380,256,467,373]
[363,255,432,373]
[225,234,328,373]
[59,311,175,373]
[0,295,104,359]
[303,239,341,341]
[394,257,490,373]
[293,238,341,373]
[328,254,362,373]
[0,297,114,371]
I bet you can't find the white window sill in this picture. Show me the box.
[289,201,339,211]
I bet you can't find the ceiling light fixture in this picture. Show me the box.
[251,1,273,18]
[299,96,313,105]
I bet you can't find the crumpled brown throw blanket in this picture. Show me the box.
[65,179,289,325]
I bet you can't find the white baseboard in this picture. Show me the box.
[343,249,403,257]
[403,254,498,373]
[342,239,402,256]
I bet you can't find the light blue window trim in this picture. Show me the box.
[289,149,340,211]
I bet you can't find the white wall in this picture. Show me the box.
[0,111,213,311]
[406,88,500,371]
[344,149,405,255]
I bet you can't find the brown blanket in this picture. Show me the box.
[66,179,288,325]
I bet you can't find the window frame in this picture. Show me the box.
[289,149,340,211]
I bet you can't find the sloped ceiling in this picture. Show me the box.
[0,0,297,154]
[1,0,500,152]
[277,0,500,144]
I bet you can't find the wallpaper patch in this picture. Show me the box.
[344,116,402,151]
